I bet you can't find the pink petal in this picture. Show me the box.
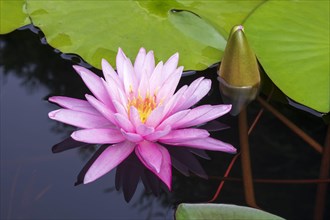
[156,109,190,131]
[72,65,112,105]
[162,53,179,81]
[48,109,111,129]
[149,61,164,94]
[169,77,203,112]
[157,145,172,190]
[145,87,188,129]
[170,105,211,129]
[176,78,211,111]
[85,94,116,125]
[112,100,128,117]
[173,104,232,129]
[114,113,135,132]
[116,48,127,80]
[136,141,163,173]
[136,124,155,136]
[161,85,187,117]
[102,79,127,108]
[156,66,183,102]
[129,106,143,128]
[120,129,144,143]
[144,125,171,141]
[101,59,123,90]
[161,137,236,153]
[122,58,138,95]
[159,128,209,143]
[145,106,165,127]
[137,69,150,99]
[84,141,135,184]
[143,50,155,77]
[71,128,124,144]
[134,48,147,79]
[135,142,172,190]
[48,96,98,115]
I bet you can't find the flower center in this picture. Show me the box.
[127,93,157,123]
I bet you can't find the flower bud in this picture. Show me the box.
[217,25,260,115]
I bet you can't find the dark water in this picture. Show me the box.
[1,26,329,220]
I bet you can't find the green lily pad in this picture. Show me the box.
[168,10,227,51]
[175,203,284,220]
[0,0,30,34]
[25,0,263,70]
[244,0,329,113]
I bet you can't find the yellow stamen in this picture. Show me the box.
[127,93,157,123]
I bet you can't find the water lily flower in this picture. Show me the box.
[49,48,236,191]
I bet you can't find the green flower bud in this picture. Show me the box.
[217,25,260,115]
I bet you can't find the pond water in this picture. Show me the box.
[1,26,329,220]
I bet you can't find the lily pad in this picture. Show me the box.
[0,0,30,34]
[25,0,263,70]
[175,203,284,220]
[244,0,329,113]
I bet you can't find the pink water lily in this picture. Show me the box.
[49,48,236,190]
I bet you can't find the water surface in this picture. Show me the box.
[1,27,329,220]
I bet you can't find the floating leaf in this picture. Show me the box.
[168,10,227,51]
[26,0,263,70]
[0,0,30,34]
[175,203,284,220]
[244,0,329,113]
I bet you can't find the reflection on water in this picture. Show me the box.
[1,26,329,220]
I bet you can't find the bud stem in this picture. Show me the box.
[239,107,258,208]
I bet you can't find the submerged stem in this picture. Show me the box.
[314,125,330,220]
[208,153,241,203]
[207,176,330,184]
[239,108,258,208]
[257,97,323,153]
[248,87,274,135]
